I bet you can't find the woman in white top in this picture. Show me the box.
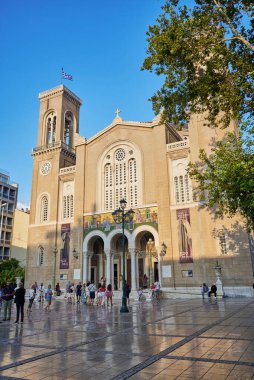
[27,286,35,314]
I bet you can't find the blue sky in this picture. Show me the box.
[0,0,164,207]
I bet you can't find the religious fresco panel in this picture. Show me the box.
[176,208,193,264]
[83,206,158,237]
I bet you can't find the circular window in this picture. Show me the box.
[115,148,126,161]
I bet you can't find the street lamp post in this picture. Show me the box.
[0,203,7,249]
[147,238,154,288]
[112,199,134,313]
[52,247,58,290]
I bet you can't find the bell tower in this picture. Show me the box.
[26,85,82,287]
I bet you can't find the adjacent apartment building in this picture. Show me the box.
[0,170,18,260]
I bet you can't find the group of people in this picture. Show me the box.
[0,281,54,324]
[65,281,115,306]
[201,283,217,299]
[138,280,161,301]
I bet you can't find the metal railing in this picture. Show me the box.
[33,141,75,155]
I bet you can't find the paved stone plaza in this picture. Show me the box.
[0,297,254,380]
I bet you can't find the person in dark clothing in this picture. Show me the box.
[14,283,26,323]
[2,281,15,321]
[55,283,61,296]
[126,283,131,305]
[76,282,82,303]
[208,284,217,298]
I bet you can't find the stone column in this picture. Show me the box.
[98,253,103,282]
[129,248,137,291]
[136,251,140,289]
[88,253,92,282]
[111,254,114,288]
[105,250,112,286]
[83,252,88,283]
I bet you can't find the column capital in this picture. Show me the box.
[84,251,93,258]
[104,249,114,257]
[129,248,137,256]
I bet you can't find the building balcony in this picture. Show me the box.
[32,141,76,156]
[59,166,76,175]
[167,139,190,152]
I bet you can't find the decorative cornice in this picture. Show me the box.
[39,85,82,107]
[32,141,76,160]
[86,120,155,145]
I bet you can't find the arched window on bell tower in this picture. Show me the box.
[46,112,56,145]
[64,112,73,147]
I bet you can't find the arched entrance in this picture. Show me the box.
[110,233,129,290]
[83,230,107,285]
[135,231,159,288]
[89,236,105,285]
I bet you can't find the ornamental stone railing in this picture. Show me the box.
[166,139,189,152]
[59,166,76,175]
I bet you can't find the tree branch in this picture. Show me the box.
[213,0,254,52]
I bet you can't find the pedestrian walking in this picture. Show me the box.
[27,285,35,315]
[81,284,87,304]
[126,283,131,305]
[2,281,15,321]
[96,283,102,306]
[14,282,26,324]
[55,282,61,296]
[76,282,82,304]
[69,283,75,303]
[38,283,45,302]
[88,282,96,305]
[106,284,113,307]
[65,281,71,298]
[45,284,53,311]
[100,283,106,306]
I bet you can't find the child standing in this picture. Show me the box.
[106,284,113,307]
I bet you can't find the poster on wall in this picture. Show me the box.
[60,224,70,269]
[176,209,193,264]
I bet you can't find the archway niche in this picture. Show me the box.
[135,231,158,288]
[110,233,129,290]
[88,236,105,285]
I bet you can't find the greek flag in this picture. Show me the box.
[62,68,73,81]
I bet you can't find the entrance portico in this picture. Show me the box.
[83,225,160,291]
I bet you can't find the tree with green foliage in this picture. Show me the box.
[143,0,254,130]
[142,0,254,229]
[0,258,25,286]
[188,133,254,230]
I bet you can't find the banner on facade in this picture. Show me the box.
[176,209,193,264]
[60,223,70,269]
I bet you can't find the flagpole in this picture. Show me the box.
[61,68,63,85]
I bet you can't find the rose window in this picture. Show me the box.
[115,148,126,161]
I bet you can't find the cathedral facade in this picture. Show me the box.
[26,85,254,296]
